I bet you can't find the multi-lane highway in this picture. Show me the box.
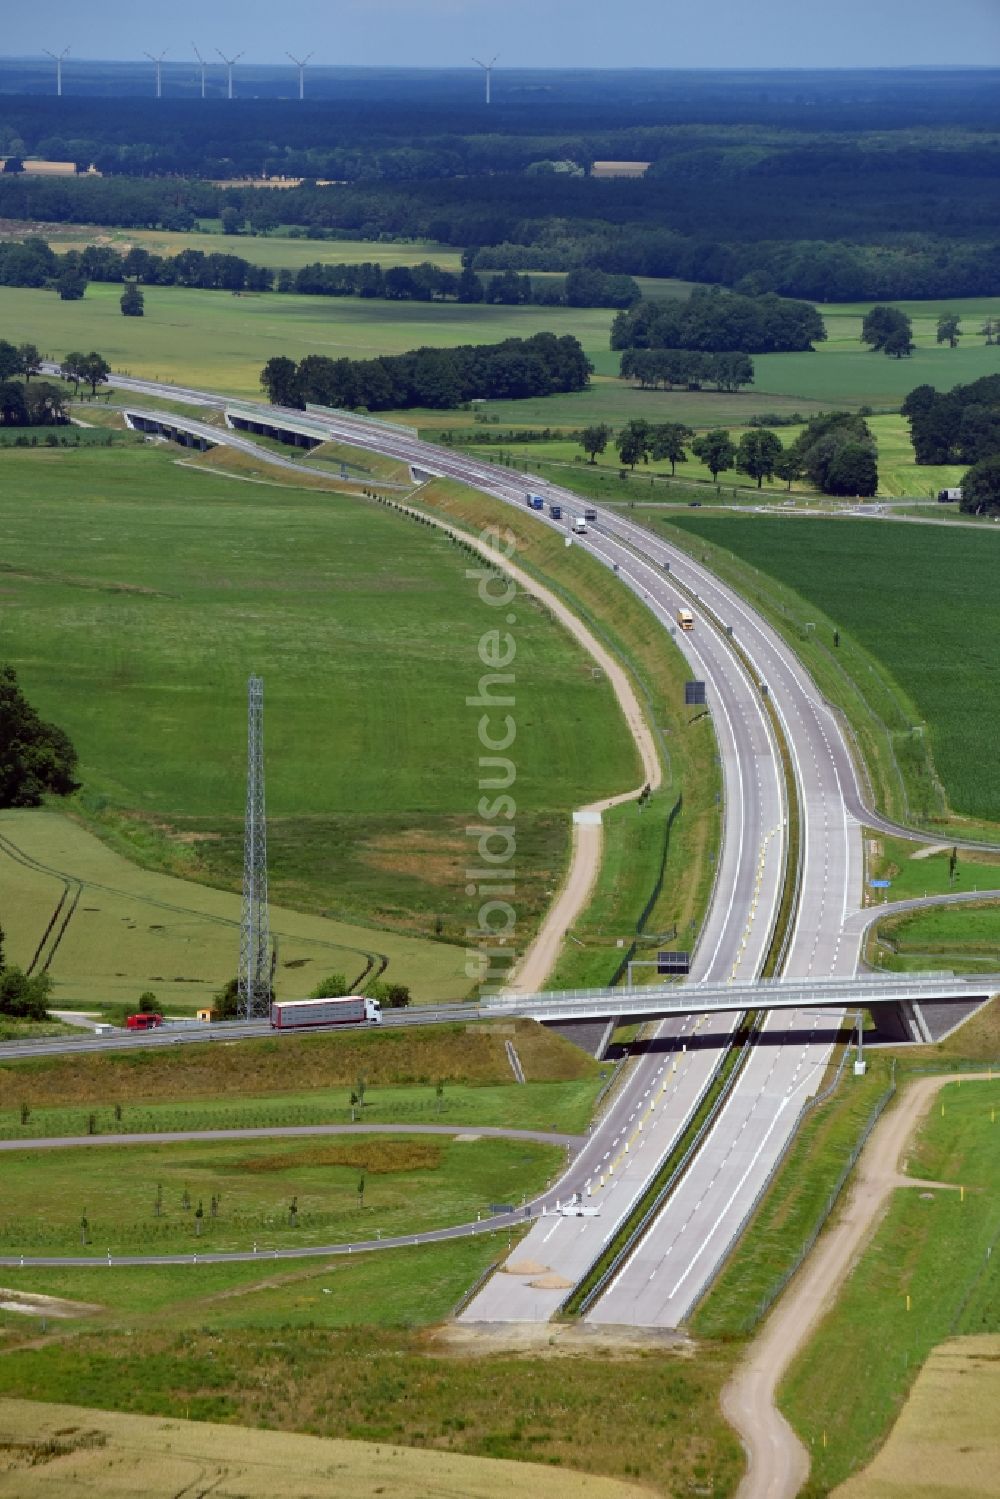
[35,370,995,1327]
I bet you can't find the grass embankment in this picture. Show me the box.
[0,441,637,972]
[779,1076,1000,1495]
[0,1133,564,1256]
[0,1018,597,1110]
[0,1318,740,1494]
[407,478,722,988]
[661,513,1000,836]
[865,836,1000,975]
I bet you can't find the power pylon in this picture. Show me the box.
[238,675,271,1020]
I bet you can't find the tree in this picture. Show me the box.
[56,268,87,301]
[0,965,51,1021]
[960,454,1000,515]
[860,305,913,356]
[260,355,301,407]
[16,343,41,381]
[579,422,611,464]
[774,446,803,491]
[649,422,693,474]
[0,340,20,380]
[616,419,650,469]
[60,353,87,394]
[75,352,110,396]
[248,204,279,237]
[0,665,78,807]
[221,207,243,236]
[691,429,736,481]
[936,313,961,348]
[825,442,879,497]
[213,977,240,1020]
[309,971,348,999]
[120,283,144,317]
[736,429,783,488]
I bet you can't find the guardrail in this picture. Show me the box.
[565,1015,762,1318]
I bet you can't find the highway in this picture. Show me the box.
[36,371,994,1326]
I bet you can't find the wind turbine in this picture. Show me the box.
[43,46,70,98]
[192,43,208,99]
[144,50,168,99]
[216,49,244,100]
[286,52,313,101]
[472,55,498,105]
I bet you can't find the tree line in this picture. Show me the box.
[261,332,592,412]
[0,166,997,303]
[589,409,878,497]
[0,238,638,310]
[611,289,825,354]
[620,349,754,393]
[903,373,1000,515]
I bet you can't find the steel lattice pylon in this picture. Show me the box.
[238,675,271,1020]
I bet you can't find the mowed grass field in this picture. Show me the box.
[0,442,639,970]
[664,513,1000,825]
[0,1133,564,1255]
[779,1078,1000,1495]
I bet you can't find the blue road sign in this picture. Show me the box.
[869,879,891,889]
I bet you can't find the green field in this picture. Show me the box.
[874,903,1000,975]
[0,1132,563,1255]
[0,281,616,399]
[0,442,638,986]
[780,1078,1000,1495]
[663,513,1000,827]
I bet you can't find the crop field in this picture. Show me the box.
[0,443,638,974]
[0,1133,563,1255]
[827,1334,1000,1499]
[0,808,468,1010]
[664,513,1000,825]
[0,282,616,398]
[0,1392,655,1499]
[780,1078,1000,1495]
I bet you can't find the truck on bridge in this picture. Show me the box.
[270,996,382,1030]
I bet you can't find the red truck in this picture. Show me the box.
[125,1012,163,1030]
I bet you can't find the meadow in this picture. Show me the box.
[0,281,616,399]
[779,1078,1000,1495]
[0,442,638,970]
[663,513,1000,827]
[0,1132,564,1255]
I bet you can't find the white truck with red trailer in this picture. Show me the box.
[270,995,382,1031]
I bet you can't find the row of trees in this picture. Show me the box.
[261,333,592,412]
[0,379,69,427]
[590,410,878,496]
[620,348,754,393]
[0,665,78,809]
[0,238,638,311]
[612,289,825,355]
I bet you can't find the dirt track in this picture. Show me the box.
[418,507,661,996]
[721,1072,993,1499]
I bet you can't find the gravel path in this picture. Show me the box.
[720,1072,995,1499]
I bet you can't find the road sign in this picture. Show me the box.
[685,681,706,706]
[869,879,891,889]
[657,951,691,974]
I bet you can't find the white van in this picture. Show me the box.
[572,517,588,534]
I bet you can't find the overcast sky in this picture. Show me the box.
[6,0,1000,69]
